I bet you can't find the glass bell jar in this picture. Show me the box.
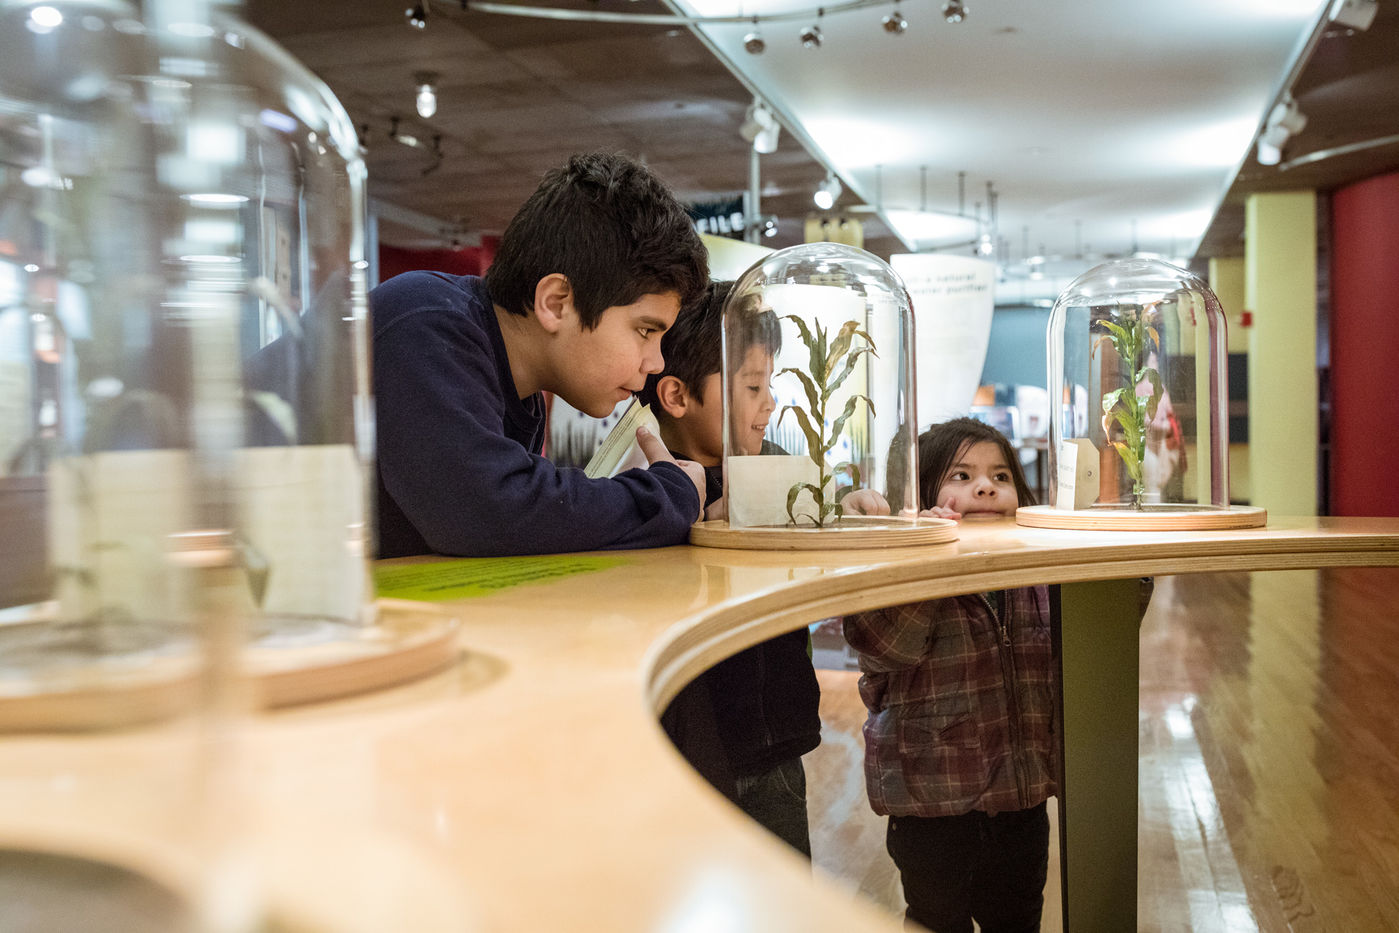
[1017,257,1265,530]
[689,242,956,549]
[0,0,382,728]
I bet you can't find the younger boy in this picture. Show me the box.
[370,152,709,558]
[638,281,821,855]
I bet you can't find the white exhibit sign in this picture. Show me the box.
[890,253,996,428]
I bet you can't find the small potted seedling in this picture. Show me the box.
[776,315,877,526]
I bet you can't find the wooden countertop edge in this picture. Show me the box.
[646,520,1399,710]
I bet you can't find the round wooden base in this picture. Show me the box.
[689,515,958,550]
[0,599,459,732]
[1015,504,1267,531]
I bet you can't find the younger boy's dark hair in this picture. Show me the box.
[637,281,781,417]
[917,416,1036,509]
[485,151,709,329]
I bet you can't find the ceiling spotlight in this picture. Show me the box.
[1268,94,1307,136]
[743,17,765,54]
[405,3,427,28]
[761,215,779,238]
[942,0,966,23]
[414,70,439,118]
[1329,0,1378,31]
[1256,93,1306,165]
[799,22,823,49]
[813,173,842,210]
[739,100,781,154]
[882,9,907,33]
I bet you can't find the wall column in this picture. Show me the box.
[1244,191,1317,516]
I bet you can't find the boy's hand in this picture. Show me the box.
[842,489,891,516]
[920,496,962,521]
[636,427,706,521]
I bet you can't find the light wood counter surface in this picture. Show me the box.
[1,516,1397,932]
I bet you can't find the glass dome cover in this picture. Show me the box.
[711,242,928,540]
[1044,257,1229,513]
[0,0,374,714]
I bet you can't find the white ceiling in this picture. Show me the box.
[247,0,1394,305]
[682,0,1327,292]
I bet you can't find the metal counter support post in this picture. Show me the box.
[1055,577,1141,931]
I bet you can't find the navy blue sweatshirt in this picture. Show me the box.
[370,271,700,558]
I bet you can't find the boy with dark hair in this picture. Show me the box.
[371,152,708,558]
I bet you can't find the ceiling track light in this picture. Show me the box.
[942,0,966,23]
[800,14,824,49]
[739,99,781,154]
[743,16,765,53]
[405,2,427,28]
[414,70,439,118]
[1257,93,1307,165]
[882,8,907,34]
[813,173,842,210]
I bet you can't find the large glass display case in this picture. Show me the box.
[1017,257,1265,530]
[690,242,955,549]
[0,1,448,926]
[0,0,382,723]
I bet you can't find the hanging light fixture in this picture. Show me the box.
[1256,93,1307,166]
[813,173,842,210]
[414,70,439,118]
[405,2,427,28]
[739,100,781,154]
[882,8,907,34]
[743,17,766,53]
[800,10,824,49]
[942,0,966,23]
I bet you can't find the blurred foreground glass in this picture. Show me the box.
[719,242,920,530]
[0,0,371,927]
[1045,258,1228,511]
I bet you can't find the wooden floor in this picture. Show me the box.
[801,568,1399,932]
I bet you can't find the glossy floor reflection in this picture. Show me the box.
[805,569,1399,932]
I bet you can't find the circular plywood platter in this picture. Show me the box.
[690,515,958,550]
[0,598,459,732]
[1015,504,1267,531]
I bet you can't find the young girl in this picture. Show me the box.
[843,417,1055,933]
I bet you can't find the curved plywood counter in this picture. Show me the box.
[0,517,1397,931]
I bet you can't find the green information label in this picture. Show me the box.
[374,554,630,602]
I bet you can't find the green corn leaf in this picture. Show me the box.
[827,394,873,453]
[786,481,824,526]
[778,405,823,460]
[824,345,876,402]
[825,320,861,373]
[783,314,824,383]
[779,366,822,420]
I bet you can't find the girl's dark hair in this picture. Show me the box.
[917,416,1035,509]
[485,151,708,328]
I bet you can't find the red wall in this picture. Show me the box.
[377,237,499,283]
[1330,171,1399,516]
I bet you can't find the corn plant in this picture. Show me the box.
[776,315,877,526]
[1093,301,1162,510]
